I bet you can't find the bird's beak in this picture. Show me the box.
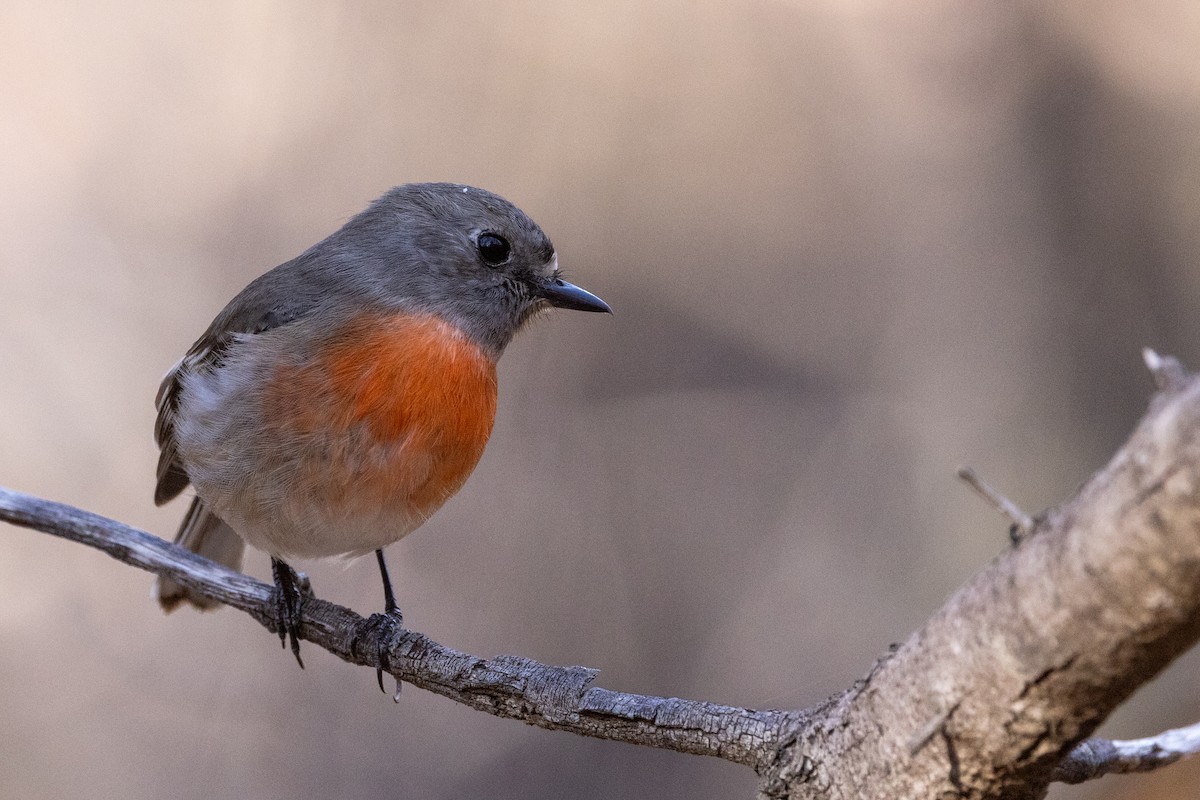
[537,277,612,314]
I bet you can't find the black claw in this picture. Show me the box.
[271,557,306,669]
[372,609,404,698]
[351,609,404,697]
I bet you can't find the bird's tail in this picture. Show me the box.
[155,496,245,612]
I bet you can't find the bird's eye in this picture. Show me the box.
[476,233,511,266]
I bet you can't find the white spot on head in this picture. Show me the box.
[462,187,469,193]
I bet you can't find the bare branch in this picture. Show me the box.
[0,486,796,770]
[1053,722,1200,784]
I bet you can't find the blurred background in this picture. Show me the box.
[1,2,1198,798]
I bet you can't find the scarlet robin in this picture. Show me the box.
[153,183,610,668]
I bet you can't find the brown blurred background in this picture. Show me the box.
[1,2,1198,798]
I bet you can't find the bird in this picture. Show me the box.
[152,182,610,671]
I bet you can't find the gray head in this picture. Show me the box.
[313,182,610,355]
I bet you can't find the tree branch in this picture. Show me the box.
[1053,721,1200,784]
[761,360,1200,799]
[0,486,797,770]
[7,352,1200,798]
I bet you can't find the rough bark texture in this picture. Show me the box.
[760,362,1200,799]
[0,485,796,769]
[3,357,1200,799]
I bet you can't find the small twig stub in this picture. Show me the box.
[1143,348,1189,392]
[957,466,1034,539]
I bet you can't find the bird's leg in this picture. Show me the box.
[373,548,404,698]
[376,548,402,618]
[271,556,306,668]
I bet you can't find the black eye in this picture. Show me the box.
[476,232,511,266]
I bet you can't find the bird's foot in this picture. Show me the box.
[271,557,307,669]
[353,606,405,701]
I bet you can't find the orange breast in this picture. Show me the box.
[263,311,498,522]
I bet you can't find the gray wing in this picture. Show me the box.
[153,354,195,505]
[153,262,329,506]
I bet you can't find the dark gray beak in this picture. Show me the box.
[538,277,612,314]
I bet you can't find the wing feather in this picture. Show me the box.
[151,248,332,507]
